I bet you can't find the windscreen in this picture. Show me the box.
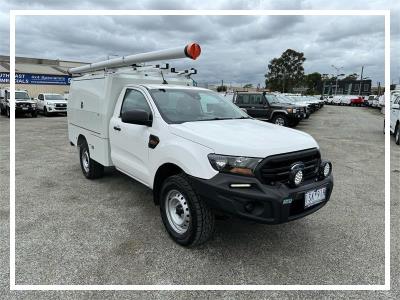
[149,89,249,124]
[14,92,30,100]
[45,94,64,100]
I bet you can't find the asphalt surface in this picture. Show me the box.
[0,106,399,299]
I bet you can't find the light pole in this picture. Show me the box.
[322,73,329,96]
[331,65,344,96]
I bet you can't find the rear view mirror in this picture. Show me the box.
[121,109,152,126]
[392,103,400,109]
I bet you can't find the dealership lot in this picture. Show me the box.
[0,105,399,297]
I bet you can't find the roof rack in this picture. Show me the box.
[69,43,201,75]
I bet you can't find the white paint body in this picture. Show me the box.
[68,71,319,189]
[390,92,400,134]
[36,93,68,113]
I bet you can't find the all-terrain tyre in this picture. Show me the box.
[271,114,289,127]
[160,174,215,247]
[79,140,104,179]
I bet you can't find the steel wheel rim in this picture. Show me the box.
[82,150,90,173]
[165,189,190,234]
[275,117,285,126]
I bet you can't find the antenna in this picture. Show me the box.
[69,43,201,74]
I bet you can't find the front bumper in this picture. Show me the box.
[189,173,333,224]
[16,106,37,113]
[47,106,67,113]
[288,112,303,121]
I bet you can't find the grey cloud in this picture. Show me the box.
[1,0,397,86]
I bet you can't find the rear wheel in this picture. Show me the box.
[6,107,10,118]
[79,140,104,179]
[160,174,215,247]
[271,114,288,127]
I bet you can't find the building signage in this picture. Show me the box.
[0,72,71,85]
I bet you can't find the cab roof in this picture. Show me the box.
[129,84,210,91]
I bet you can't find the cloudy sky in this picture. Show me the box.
[1,0,399,87]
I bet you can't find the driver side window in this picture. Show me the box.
[120,89,152,116]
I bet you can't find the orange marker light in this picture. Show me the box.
[185,43,201,60]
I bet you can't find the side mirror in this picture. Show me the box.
[121,109,152,126]
[392,103,400,109]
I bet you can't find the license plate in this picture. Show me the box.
[304,187,326,208]
[22,107,28,110]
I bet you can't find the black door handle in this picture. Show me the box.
[113,126,121,131]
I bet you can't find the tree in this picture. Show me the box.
[265,49,306,92]
[243,83,253,88]
[304,72,322,95]
[342,73,358,80]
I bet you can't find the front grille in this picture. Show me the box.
[55,103,67,108]
[16,103,31,108]
[255,148,321,185]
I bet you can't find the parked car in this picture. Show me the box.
[36,93,68,116]
[275,94,310,119]
[331,95,343,105]
[0,88,37,118]
[233,91,305,127]
[67,44,334,246]
[390,94,400,144]
[350,96,364,106]
[364,95,377,107]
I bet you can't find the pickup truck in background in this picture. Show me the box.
[0,88,37,118]
[36,93,68,116]
[233,91,305,127]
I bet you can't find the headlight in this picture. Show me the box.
[208,154,262,176]
[31,104,36,107]
[286,108,296,113]
[47,102,54,106]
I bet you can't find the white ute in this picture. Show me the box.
[68,44,334,246]
[36,93,68,116]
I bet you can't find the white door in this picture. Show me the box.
[109,88,153,185]
[37,94,44,110]
[390,96,400,132]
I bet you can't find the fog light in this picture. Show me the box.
[294,170,303,185]
[244,202,255,212]
[319,161,332,179]
[289,162,305,187]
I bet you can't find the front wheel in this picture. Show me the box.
[79,140,104,179]
[160,174,215,247]
[395,124,400,145]
[271,114,288,126]
[32,111,38,118]
[6,107,10,118]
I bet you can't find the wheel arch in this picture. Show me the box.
[153,163,184,205]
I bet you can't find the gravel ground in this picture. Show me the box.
[0,105,399,299]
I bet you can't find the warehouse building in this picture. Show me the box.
[0,55,86,98]
[321,79,372,96]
